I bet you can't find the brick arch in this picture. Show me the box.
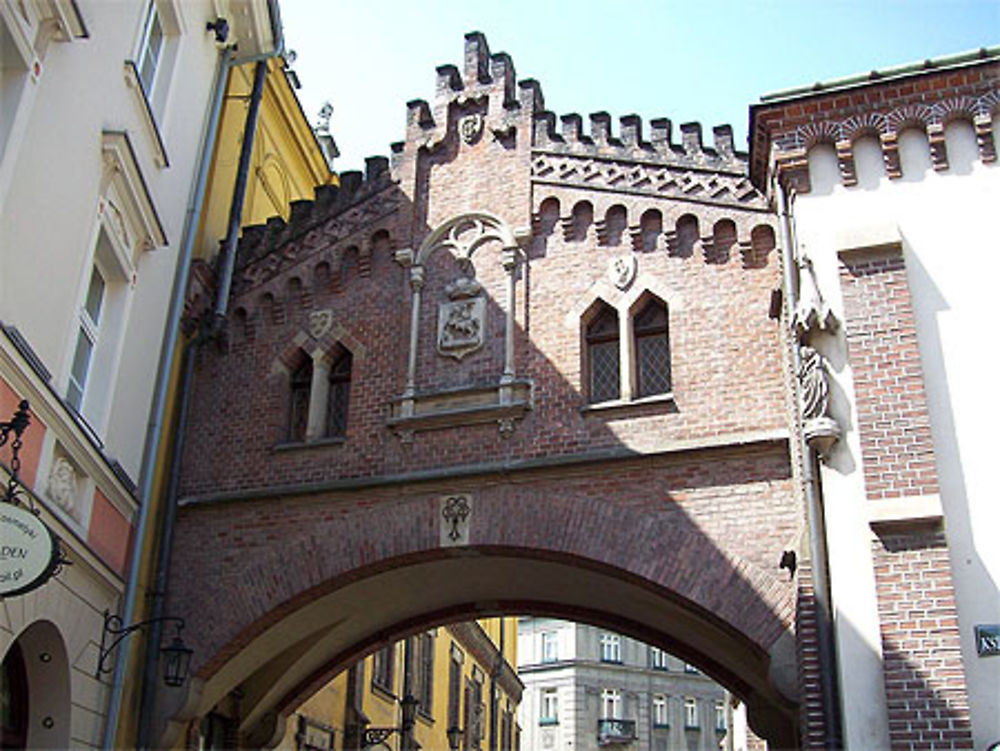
[162,446,801,748]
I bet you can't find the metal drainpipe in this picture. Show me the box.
[489,618,504,751]
[776,180,842,749]
[133,56,271,750]
[214,59,268,325]
[100,44,233,751]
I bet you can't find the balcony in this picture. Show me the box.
[597,719,636,745]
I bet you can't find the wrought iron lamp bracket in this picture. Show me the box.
[96,610,187,678]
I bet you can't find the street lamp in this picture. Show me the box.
[362,693,420,749]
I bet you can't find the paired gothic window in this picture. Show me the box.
[286,347,352,443]
[585,296,671,404]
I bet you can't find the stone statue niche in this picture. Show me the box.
[390,213,532,438]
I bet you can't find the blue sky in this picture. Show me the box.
[279,1,999,172]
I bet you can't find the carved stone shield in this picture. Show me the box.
[308,309,334,339]
[437,297,485,360]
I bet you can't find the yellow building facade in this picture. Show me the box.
[112,51,335,749]
[279,618,521,751]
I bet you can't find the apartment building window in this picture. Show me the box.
[67,264,106,410]
[684,697,699,729]
[599,633,621,663]
[652,695,668,728]
[715,702,727,732]
[650,646,668,670]
[539,688,558,725]
[600,689,621,720]
[136,2,164,94]
[372,644,395,694]
[414,632,434,717]
[541,631,558,663]
[448,645,464,733]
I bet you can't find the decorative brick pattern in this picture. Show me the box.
[871,530,973,750]
[838,249,939,501]
[750,62,1000,190]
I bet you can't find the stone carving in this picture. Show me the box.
[308,309,334,339]
[531,152,766,209]
[441,494,472,546]
[792,255,838,337]
[438,277,485,360]
[798,345,841,458]
[48,456,79,518]
[459,113,484,144]
[608,253,637,290]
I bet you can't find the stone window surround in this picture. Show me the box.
[272,322,359,449]
[576,284,677,411]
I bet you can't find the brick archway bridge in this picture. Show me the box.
[163,33,814,749]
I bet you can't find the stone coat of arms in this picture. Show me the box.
[437,277,485,360]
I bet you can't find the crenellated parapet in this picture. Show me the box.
[531,112,766,211]
[397,32,545,158]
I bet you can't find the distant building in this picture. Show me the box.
[273,618,521,751]
[518,618,736,751]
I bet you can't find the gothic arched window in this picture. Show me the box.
[633,297,671,397]
[326,349,352,438]
[586,303,620,403]
[288,357,312,442]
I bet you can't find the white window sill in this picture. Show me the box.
[123,60,169,168]
[580,391,675,413]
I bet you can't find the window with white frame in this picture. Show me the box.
[135,1,165,95]
[599,632,621,663]
[67,226,130,430]
[684,697,699,729]
[650,646,668,670]
[715,701,727,731]
[652,695,668,727]
[541,631,558,663]
[600,689,621,720]
[539,688,558,725]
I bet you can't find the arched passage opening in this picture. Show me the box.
[159,547,799,749]
[1,620,71,750]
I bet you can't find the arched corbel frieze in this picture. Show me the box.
[390,212,532,439]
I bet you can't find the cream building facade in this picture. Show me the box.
[0,1,281,748]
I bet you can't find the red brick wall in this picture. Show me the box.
[871,530,973,750]
[839,248,939,501]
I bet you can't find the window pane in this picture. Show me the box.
[590,340,620,402]
[637,333,670,396]
[138,5,164,93]
[68,327,93,409]
[288,360,312,441]
[84,266,105,325]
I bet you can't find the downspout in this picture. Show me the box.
[100,44,233,751]
[134,54,272,750]
[489,619,505,751]
[776,180,842,749]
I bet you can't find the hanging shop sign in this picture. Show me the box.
[0,502,60,597]
[975,625,1000,657]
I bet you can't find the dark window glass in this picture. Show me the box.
[634,299,671,396]
[372,644,395,693]
[326,350,351,438]
[288,358,312,442]
[586,305,620,403]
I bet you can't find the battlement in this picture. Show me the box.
[533,111,745,171]
[235,156,393,272]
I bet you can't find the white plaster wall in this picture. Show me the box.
[0,0,221,479]
[792,116,1000,749]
